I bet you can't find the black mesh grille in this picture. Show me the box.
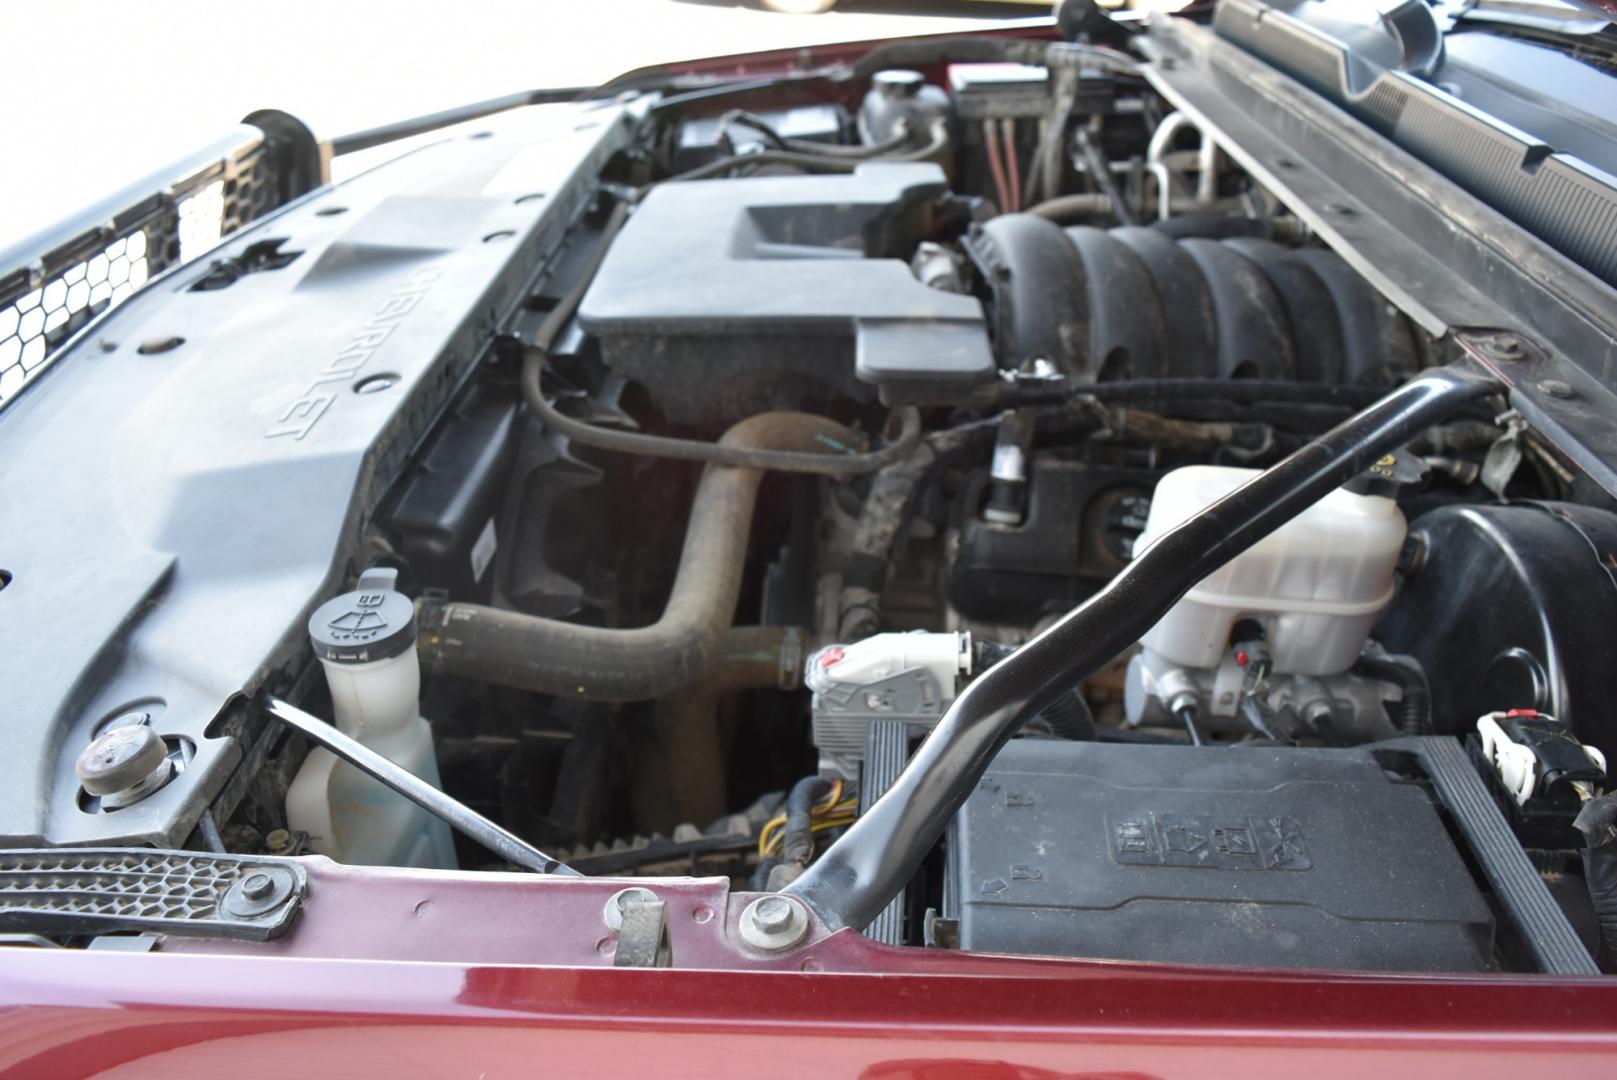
[0,230,156,401]
[0,132,296,409]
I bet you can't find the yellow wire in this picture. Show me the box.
[757,818,783,857]
[756,780,853,857]
[764,816,857,857]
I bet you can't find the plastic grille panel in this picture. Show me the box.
[0,231,153,403]
[0,132,289,409]
[0,848,306,940]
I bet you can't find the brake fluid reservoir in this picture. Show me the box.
[286,568,457,868]
[1136,465,1407,676]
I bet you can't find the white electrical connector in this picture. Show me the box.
[805,631,973,699]
[805,632,975,774]
[1478,710,1607,806]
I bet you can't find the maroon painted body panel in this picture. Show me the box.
[3,859,1617,1077]
[4,948,1617,1079]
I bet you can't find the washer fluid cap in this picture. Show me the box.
[308,567,416,665]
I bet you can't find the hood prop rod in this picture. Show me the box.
[263,696,579,876]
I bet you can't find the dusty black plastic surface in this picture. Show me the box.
[948,739,1494,971]
[575,163,994,421]
[966,215,1419,381]
[950,459,1155,624]
[379,381,523,604]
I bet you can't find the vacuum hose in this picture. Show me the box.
[785,366,1501,932]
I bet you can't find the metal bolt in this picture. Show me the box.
[1538,379,1575,399]
[603,886,659,932]
[739,894,810,952]
[240,872,275,901]
[751,895,794,933]
[1491,336,1524,358]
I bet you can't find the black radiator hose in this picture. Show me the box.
[784,366,1500,932]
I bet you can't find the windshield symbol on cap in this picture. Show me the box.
[328,591,388,634]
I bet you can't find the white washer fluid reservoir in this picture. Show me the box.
[286,567,457,868]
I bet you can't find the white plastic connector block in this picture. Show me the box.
[805,631,973,700]
[1478,712,1608,806]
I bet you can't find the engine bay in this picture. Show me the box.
[7,5,1617,977]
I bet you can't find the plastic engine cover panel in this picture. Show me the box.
[950,740,1494,971]
[575,162,994,421]
[0,100,634,848]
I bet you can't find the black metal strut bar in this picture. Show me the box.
[785,366,1501,932]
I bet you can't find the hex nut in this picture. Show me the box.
[740,894,810,952]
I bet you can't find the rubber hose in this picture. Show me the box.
[1039,688,1097,741]
[781,776,834,868]
[998,377,1395,410]
[1354,654,1432,735]
[667,118,949,183]
[978,640,1095,740]
[657,626,802,826]
[417,412,854,701]
[527,348,921,475]
[1025,193,1115,222]
[715,110,910,159]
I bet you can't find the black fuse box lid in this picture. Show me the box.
[949,740,1495,972]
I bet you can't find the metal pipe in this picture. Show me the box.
[785,367,1500,931]
[1145,111,1219,221]
[262,697,578,876]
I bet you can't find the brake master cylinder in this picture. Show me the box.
[286,568,457,868]
[1125,462,1410,734]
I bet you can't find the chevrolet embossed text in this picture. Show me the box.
[266,262,446,439]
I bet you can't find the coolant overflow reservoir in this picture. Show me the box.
[285,568,457,869]
[1136,465,1408,676]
